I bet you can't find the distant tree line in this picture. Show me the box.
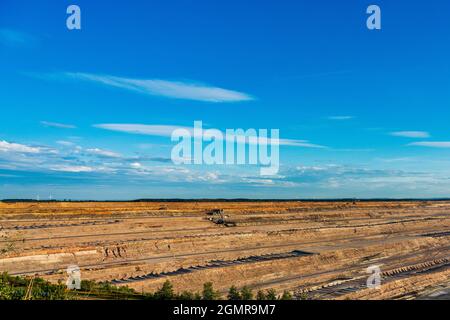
[0,273,303,300]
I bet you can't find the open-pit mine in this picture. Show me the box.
[1,200,449,300]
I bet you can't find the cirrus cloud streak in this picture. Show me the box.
[64,72,254,103]
[390,131,430,138]
[94,123,326,148]
[408,141,450,148]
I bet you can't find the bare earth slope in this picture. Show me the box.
[1,200,449,299]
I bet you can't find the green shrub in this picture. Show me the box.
[280,290,293,300]
[227,286,241,300]
[256,290,266,300]
[155,280,175,300]
[266,289,277,300]
[240,286,253,300]
[202,282,220,300]
[0,272,291,301]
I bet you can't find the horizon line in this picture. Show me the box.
[2,198,450,203]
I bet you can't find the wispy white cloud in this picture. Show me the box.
[390,131,430,138]
[0,29,37,47]
[94,124,184,137]
[270,164,450,193]
[408,141,450,148]
[85,148,122,158]
[0,140,42,154]
[2,135,450,198]
[56,140,75,147]
[0,139,222,183]
[332,148,375,152]
[94,123,326,148]
[63,73,254,103]
[50,165,94,173]
[377,157,416,163]
[328,116,354,121]
[276,139,326,148]
[41,121,77,129]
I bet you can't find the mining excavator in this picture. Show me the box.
[206,209,236,227]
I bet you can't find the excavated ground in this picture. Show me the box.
[0,200,449,299]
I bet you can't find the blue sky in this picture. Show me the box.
[1,0,450,199]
